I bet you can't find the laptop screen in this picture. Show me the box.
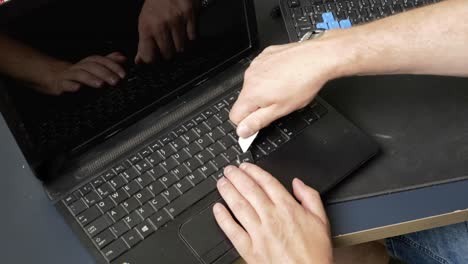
[0,0,256,168]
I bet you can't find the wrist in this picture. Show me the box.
[40,59,71,90]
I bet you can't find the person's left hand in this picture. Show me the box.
[213,163,333,264]
[136,0,200,64]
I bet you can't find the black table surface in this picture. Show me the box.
[2,0,468,263]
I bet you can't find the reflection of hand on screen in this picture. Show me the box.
[136,0,201,64]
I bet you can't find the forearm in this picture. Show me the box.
[321,0,468,79]
[0,34,69,88]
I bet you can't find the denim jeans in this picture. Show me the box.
[386,222,468,264]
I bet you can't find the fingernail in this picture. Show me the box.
[237,123,252,138]
[224,166,234,175]
[239,163,248,170]
[110,78,118,85]
[118,72,125,78]
[295,178,305,187]
[217,177,227,187]
[213,203,222,214]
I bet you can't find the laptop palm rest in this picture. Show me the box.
[180,203,239,264]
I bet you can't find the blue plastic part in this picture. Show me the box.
[322,12,335,23]
[328,21,340,29]
[316,22,329,30]
[339,19,352,29]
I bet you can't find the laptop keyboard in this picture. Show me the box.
[63,90,329,262]
[286,0,441,39]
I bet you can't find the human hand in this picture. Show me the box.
[213,163,333,264]
[230,32,350,138]
[42,52,126,95]
[136,0,200,64]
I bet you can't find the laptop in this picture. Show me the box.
[0,0,378,263]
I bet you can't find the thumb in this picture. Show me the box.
[236,105,281,138]
[292,178,329,226]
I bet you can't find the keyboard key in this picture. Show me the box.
[288,0,300,8]
[159,133,175,145]
[123,180,142,196]
[174,125,187,136]
[183,120,196,130]
[173,150,190,164]
[222,147,241,161]
[77,205,101,226]
[161,157,179,171]
[97,197,115,213]
[207,142,226,156]
[196,135,214,148]
[86,214,112,237]
[194,123,210,135]
[162,185,181,202]
[121,167,140,182]
[316,22,328,30]
[136,220,155,238]
[102,238,128,262]
[159,144,176,158]
[123,211,143,228]
[113,162,129,174]
[136,172,154,187]
[138,147,152,158]
[96,182,114,197]
[84,190,102,206]
[214,100,228,111]
[203,107,216,117]
[215,109,229,122]
[219,121,235,133]
[137,203,156,219]
[110,220,129,237]
[187,172,204,185]
[134,188,154,204]
[207,127,225,141]
[185,142,202,156]
[165,179,216,218]
[149,210,171,229]
[135,160,151,173]
[322,12,335,23]
[311,103,328,117]
[198,163,216,178]
[160,174,178,187]
[258,140,275,154]
[171,165,190,179]
[93,228,115,249]
[194,113,206,124]
[218,134,236,149]
[236,151,255,165]
[149,194,169,211]
[195,150,214,164]
[150,140,163,151]
[64,194,77,205]
[109,175,127,189]
[171,137,187,151]
[128,155,141,165]
[149,164,167,179]
[175,178,194,194]
[122,229,142,248]
[184,157,202,171]
[147,152,164,166]
[148,181,165,195]
[329,20,340,29]
[205,116,222,130]
[182,129,199,143]
[276,116,308,137]
[212,171,224,181]
[110,189,129,205]
[122,196,141,212]
[108,205,127,222]
[212,155,229,170]
[102,170,116,181]
[224,93,237,105]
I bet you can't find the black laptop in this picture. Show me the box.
[0,0,378,263]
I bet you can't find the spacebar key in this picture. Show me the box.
[165,178,217,218]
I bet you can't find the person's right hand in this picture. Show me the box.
[42,52,126,95]
[230,31,349,138]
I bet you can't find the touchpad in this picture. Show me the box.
[180,203,237,263]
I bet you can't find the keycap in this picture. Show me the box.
[159,144,176,158]
[316,22,328,30]
[311,103,328,117]
[212,171,225,181]
[175,178,194,194]
[183,120,196,130]
[79,183,93,196]
[218,134,236,149]
[203,107,216,117]
[208,127,225,141]
[173,150,190,164]
[102,238,128,262]
[77,205,101,226]
[97,197,115,213]
[123,211,143,228]
[136,220,155,238]
[109,175,127,189]
[96,182,114,197]
[182,129,199,143]
[196,135,214,148]
[162,185,181,202]
[149,164,166,179]
[150,140,163,151]
[194,123,210,135]
[236,151,255,165]
[187,172,204,185]
[196,150,214,164]
[136,172,154,187]
[149,194,169,211]
[329,20,340,29]
[198,163,216,178]
[215,109,229,122]
[288,0,300,8]
[149,210,171,229]
[322,12,335,23]
[148,181,165,196]
[221,147,240,161]
[108,205,127,222]
[171,165,190,179]
[214,100,228,111]
[121,167,140,182]
[160,174,178,188]
[219,121,235,133]
[185,142,203,156]
[159,133,175,145]
[184,157,202,171]
[277,116,308,137]
[86,214,112,237]
[171,137,187,151]
[93,229,115,249]
[102,170,116,181]
[122,229,142,248]
[174,125,187,136]
[138,147,152,158]
[110,189,129,204]
[207,142,226,156]
[64,194,77,205]
[258,140,275,154]
[123,180,142,196]
[194,113,206,124]
[148,152,164,167]
[135,160,151,173]
[110,220,129,237]
[205,116,222,129]
[122,196,141,212]
[165,179,216,218]
[136,203,156,219]
[84,190,102,206]
[128,155,141,165]
[161,157,179,171]
[134,188,153,204]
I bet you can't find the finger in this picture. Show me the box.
[186,10,197,41]
[236,105,283,138]
[170,16,185,52]
[223,165,273,217]
[154,25,175,60]
[61,80,81,92]
[106,52,127,63]
[217,176,261,232]
[292,178,329,226]
[85,55,126,79]
[213,203,252,256]
[64,68,104,88]
[239,163,293,205]
[229,95,259,125]
[136,34,157,64]
[75,61,121,86]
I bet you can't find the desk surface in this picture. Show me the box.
[1,0,468,263]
